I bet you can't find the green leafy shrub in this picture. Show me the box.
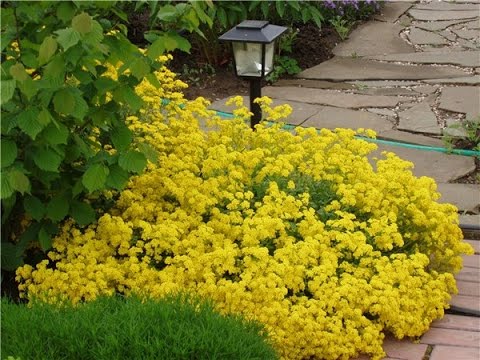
[1,295,278,360]
[0,0,192,271]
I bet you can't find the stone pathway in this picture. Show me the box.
[211,2,480,357]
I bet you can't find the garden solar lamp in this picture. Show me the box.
[219,20,287,129]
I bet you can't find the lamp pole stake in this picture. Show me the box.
[249,78,262,129]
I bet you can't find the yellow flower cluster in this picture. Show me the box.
[16,64,473,360]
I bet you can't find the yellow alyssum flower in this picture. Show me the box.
[16,57,474,360]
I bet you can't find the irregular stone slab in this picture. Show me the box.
[382,336,429,360]
[333,22,413,56]
[463,19,480,30]
[367,50,480,67]
[439,30,457,41]
[374,2,413,23]
[301,106,394,134]
[437,183,480,213]
[408,9,478,21]
[379,129,445,147]
[297,57,467,81]
[460,214,480,227]
[348,80,421,87]
[457,38,480,49]
[366,108,397,118]
[413,85,439,94]
[439,86,480,119]
[262,86,408,109]
[412,20,472,31]
[398,101,442,135]
[444,118,468,138]
[353,87,416,96]
[414,2,480,11]
[408,27,448,45]
[210,96,319,126]
[272,79,355,90]
[451,28,480,40]
[423,75,480,85]
[369,144,476,183]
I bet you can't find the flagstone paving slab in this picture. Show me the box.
[272,79,355,90]
[332,22,413,57]
[297,57,467,81]
[429,346,480,360]
[397,100,442,135]
[262,86,410,109]
[370,144,476,183]
[374,2,413,23]
[378,129,445,147]
[463,255,480,269]
[348,80,421,87]
[450,295,480,314]
[301,106,394,134]
[456,267,480,283]
[408,27,449,45]
[367,51,480,67]
[382,336,429,359]
[352,87,416,96]
[460,215,480,228]
[452,28,480,40]
[423,75,480,85]
[408,9,478,21]
[366,108,398,118]
[413,84,438,94]
[437,183,480,214]
[414,2,480,11]
[412,19,473,31]
[438,86,480,119]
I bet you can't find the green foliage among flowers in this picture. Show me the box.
[16,62,473,359]
[0,1,194,270]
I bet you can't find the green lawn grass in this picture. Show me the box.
[1,295,278,360]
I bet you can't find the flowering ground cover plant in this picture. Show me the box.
[16,59,473,360]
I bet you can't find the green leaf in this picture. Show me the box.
[129,56,150,80]
[70,200,96,226]
[118,150,147,174]
[57,1,76,23]
[72,178,85,197]
[53,88,75,115]
[168,32,191,53]
[113,86,143,112]
[1,140,17,168]
[217,7,227,28]
[147,36,166,60]
[82,163,109,192]
[261,1,270,19]
[145,73,161,88]
[9,63,29,82]
[38,226,52,251]
[7,168,30,195]
[1,193,16,225]
[46,194,69,221]
[71,89,89,121]
[1,242,24,271]
[43,56,65,89]
[106,164,129,190]
[111,125,133,151]
[138,142,158,163]
[55,28,82,51]
[94,77,117,94]
[41,122,69,145]
[1,79,16,105]
[17,108,43,140]
[72,12,93,34]
[24,195,45,221]
[276,1,285,18]
[33,147,63,172]
[17,77,38,100]
[38,107,53,127]
[1,170,14,199]
[157,4,177,21]
[38,36,58,65]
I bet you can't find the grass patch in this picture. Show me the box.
[1,294,278,360]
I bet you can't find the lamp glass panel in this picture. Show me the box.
[232,42,264,77]
[264,42,275,76]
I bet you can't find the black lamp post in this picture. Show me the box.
[219,20,287,129]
